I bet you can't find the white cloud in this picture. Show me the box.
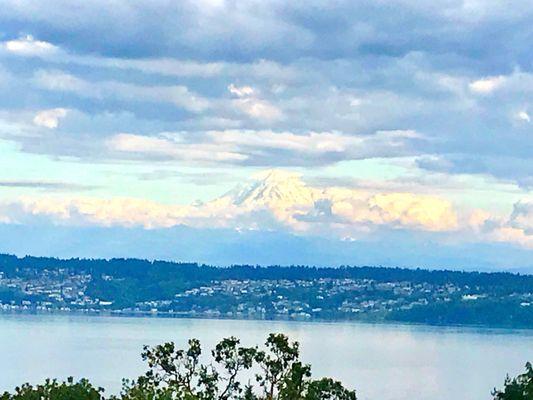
[228,83,255,97]
[0,35,297,81]
[330,192,458,232]
[211,130,349,154]
[4,170,533,250]
[463,201,533,249]
[489,226,533,249]
[0,197,189,229]
[105,58,225,77]
[2,35,58,56]
[0,169,459,234]
[34,70,90,92]
[469,75,506,94]
[349,97,362,107]
[106,133,247,162]
[516,110,531,123]
[33,108,68,129]
[104,129,420,166]
[227,83,282,121]
[34,70,209,113]
[232,98,283,121]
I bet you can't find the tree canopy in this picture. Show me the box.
[1,334,356,400]
[493,363,533,400]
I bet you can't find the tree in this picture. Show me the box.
[0,334,355,400]
[493,362,533,400]
[120,333,356,400]
[0,377,104,400]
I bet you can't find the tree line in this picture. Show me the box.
[2,253,533,293]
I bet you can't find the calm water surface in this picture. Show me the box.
[1,314,532,400]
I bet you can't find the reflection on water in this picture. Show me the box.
[1,314,532,400]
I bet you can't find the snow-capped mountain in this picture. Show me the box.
[201,169,457,234]
[222,170,317,211]
[1,169,458,237]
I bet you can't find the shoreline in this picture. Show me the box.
[2,308,533,334]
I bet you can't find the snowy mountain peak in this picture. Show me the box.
[252,169,301,184]
[230,169,316,209]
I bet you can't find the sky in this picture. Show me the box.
[0,0,532,270]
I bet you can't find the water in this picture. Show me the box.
[1,314,532,400]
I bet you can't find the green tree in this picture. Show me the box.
[121,336,257,400]
[0,377,104,400]
[493,363,533,400]
[254,334,356,400]
[120,333,356,400]
[0,334,355,400]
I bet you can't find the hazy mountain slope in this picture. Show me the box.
[1,223,532,272]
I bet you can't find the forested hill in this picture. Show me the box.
[1,253,532,288]
[1,253,533,328]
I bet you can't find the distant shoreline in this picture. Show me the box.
[3,254,533,332]
[2,308,533,333]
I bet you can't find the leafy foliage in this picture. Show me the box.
[0,378,104,400]
[0,334,353,400]
[493,363,533,400]
[120,333,356,400]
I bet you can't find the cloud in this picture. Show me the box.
[232,98,283,121]
[416,154,533,189]
[516,111,531,123]
[329,192,458,232]
[468,71,533,96]
[489,226,533,249]
[469,76,506,94]
[0,180,97,191]
[227,83,282,121]
[33,108,68,129]
[509,202,533,234]
[104,129,422,166]
[461,201,533,249]
[1,0,531,70]
[137,170,234,186]
[228,84,255,97]
[0,2,531,269]
[0,169,459,234]
[2,35,58,56]
[0,30,530,188]
[99,58,225,78]
[2,169,532,251]
[33,70,209,113]
[0,197,188,228]
[106,133,247,163]
[1,37,296,80]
